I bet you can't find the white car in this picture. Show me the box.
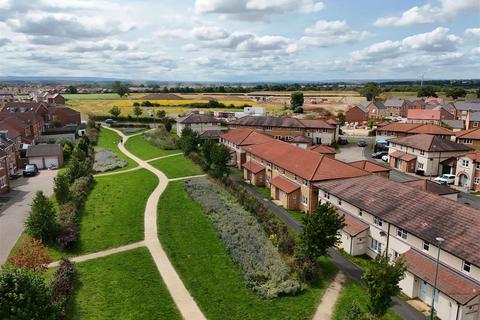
[381,155,389,162]
[433,174,455,185]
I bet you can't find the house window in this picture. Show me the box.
[301,195,308,205]
[475,177,480,185]
[462,160,470,167]
[463,139,473,144]
[474,122,479,128]
[392,250,400,261]
[303,180,308,186]
[420,150,425,155]
[476,163,480,170]
[463,261,471,273]
[417,163,424,169]
[322,128,328,133]
[359,209,363,216]
[423,241,430,252]
[338,199,342,205]
[324,192,330,199]
[373,217,383,227]
[0,176,6,187]
[371,239,382,253]
[397,228,408,240]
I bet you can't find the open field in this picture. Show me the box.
[96,127,137,170]
[125,134,180,160]
[157,181,337,320]
[150,154,203,178]
[67,247,181,320]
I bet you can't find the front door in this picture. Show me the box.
[459,174,468,188]
[419,281,431,303]
[442,165,451,175]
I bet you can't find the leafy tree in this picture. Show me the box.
[109,105,121,118]
[178,127,200,155]
[7,239,51,272]
[133,105,143,118]
[290,91,304,108]
[299,202,345,260]
[368,118,377,129]
[53,173,70,205]
[25,191,58,243]
[133,102,140,107]
[363,253,406,317]
[201,139,216,167]
[0,266,58,319]
[359,82,381,101]
[210,144,230,178]
[112,81,130,97]
[293,106,304,114]
[477,88,480,98]
[67,85,77,94]
[62,143,72,161]
[417,86,438,98]
[162,117,174,132]
[337,112,346,126]
[445,87,467,100]
[156,110,166,119]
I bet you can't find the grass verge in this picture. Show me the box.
[125,134,180,160]
[96,127,137,170]
[150,154,203,178]
[157,181,337,320]
[67,247,181,320]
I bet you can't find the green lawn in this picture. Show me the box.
[150,154,203,178]
[157,181,337,320]
[125,134,180,160]
[338,250,373,271]
[96,127,137,170]
[287,209,305,223]
[253,185,271,199]
[67,248,181,320]
[333,281,402,320]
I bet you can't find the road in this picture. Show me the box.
[0,170,57,264]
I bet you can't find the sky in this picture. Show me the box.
[0,0,479,81]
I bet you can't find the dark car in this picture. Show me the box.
[357,140,367,147]
[23,164,38,177]
[338,137,348,145]
[371,151,388,159]
[105,118,114,125]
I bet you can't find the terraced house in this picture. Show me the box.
[376,123,454,141]
[228,115,338,145]
[316,175,480,320]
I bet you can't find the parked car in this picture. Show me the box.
[381,155,389,162]
[23,164,38,177]
[357,140,367,147]
[371,151,388,159]
[338,137,348,145]
[433,174,455,185]
[105,118,114,125]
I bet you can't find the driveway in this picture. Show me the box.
[0,170,57,264]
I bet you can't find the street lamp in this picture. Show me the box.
[430,237,445,320]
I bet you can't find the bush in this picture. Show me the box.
[294,256,321,283]
[183,178,301,298]
[143,127,178,150]
[7,239,51,272]
[69,176,93,209]
[93,147,127,172]
[58,202,78,227]
[56,225,79,251]
[25,191,58,243]
[54,173,71,205]
[50,259,76,317]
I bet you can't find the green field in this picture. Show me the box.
[96,127,137,170]
[150,154,203,178]
[157,181,337,320]
[67,248,181,320]
[125,134,180,160]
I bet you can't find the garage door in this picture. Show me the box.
[44,157,59,169]
[29,158,44,169]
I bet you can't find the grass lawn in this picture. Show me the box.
[253,185,271,199]
[333,280,402,320]
[157,181,337,320]
[338,250,373,271]
[96,127,137,170]
[67,247,181,320]
[287,209,305,223]
[150,154,203,178]
[125,134,180,160]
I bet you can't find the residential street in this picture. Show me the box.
[0,170,57,264]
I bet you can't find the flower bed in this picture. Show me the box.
[183,178,301,299]
[93,147,127,172]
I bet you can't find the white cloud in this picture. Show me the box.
[182,43,199,52]
[402,27,461,51]
[472,47,480,55]
[465,28,480,40]
[300,20,371,47]
[351,40,403,62]
[192,26,229,40]
[67,40,130,52]
[374,0,480,27]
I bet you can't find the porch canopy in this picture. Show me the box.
[242,161,265,174]
[389,150,417,162]
[270,176,300,194]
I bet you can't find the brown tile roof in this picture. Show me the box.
[464,151,480,162]
[378,123,453,136]
[342,211,369,236]
[199,129,226,139]
[309,145,336,155]
[402,179,459,196]
[456,128,480,140]
[3,101,46,113]
[407,109,441,120]
[47,107,80,117]
[0,121,21,139]
[377,123,422,132]
[242,160,265,174]
[404,249,480,304]
[231,116,334,129]
[348,160,390,173]
[298,119,335,129]
[270,176,300,194]
[315,175,480,267]
[389,134,472,152]
[26,144,62,157]
[292,135,312,143]
[243,139,370,182]
[177,113,222,124]
[389,150,417,162]
[221,128,273,146]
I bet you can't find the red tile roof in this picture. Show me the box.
[177,113,222,124]
[456,128,480,140]
[242,161,265,174]
[407,109,441,120]
[389,150,417,162]
[378,123,453,136]
[404,249,480,304]
[270,176,300,194]
[464,151,480,162]
[231,116,335,129]
[342,212,369,236]
[390,134,472,152]
[348,160,390,173]
[243,139,369,182]
[221,128,273,146]
[377,123,422,133]
[308,145,336,155]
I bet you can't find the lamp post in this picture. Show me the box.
[430,237,445,320]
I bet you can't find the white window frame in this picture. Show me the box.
[420,150,425,156]
[338,199,342,205]
[301,195,308,205]
[423,241,430,252]
[463,261,471,273]
[359,209,363,217]
[476,163,480,170]
[462,160,470,167]
[474,177,480,185]
[371,239,382,253]
[463,139,473,144]
[373,216,383,227]
[417,163,424,169]
[397,228,408,240]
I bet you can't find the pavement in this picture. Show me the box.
[0,170,57,264]
[312,272,347,320]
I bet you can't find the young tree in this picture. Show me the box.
[178,127,200,155]
[363,253,406,317]
[7,239,51,272]
[25,191,58,243]
[298,203,345,260]
[445,87,467,100]
[417,86,438,98]
[201,139,216,168]
[156,110,166,119]
[0,266,58,319]
[210,144,230,178]
[109,106,121,118]
[359,82,381,101]
[54,173,70,205]
[133,105,143,118]
[337,112,346,126]
[290,91,304,109]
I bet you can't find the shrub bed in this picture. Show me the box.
[183,178,301,299]
[93,147,127,172]
[143,127,177,150]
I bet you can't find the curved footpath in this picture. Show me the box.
[103,126,206,320]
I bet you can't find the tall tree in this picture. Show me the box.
[337,112,346,126]
[299,203,345,260]
[133,105,143,118]
[445,87,467,100]
[417,86,438,98]
[67,85,77,94]
[109,106,121,118]
[156,110,166,119]
[210,144,230,178]
[363,253,406,317]
[290,91,304,109]
[25,191,58,243]
[359,82,381,101]
[201,139,216,168]
[178,127,200,155]
[112,81,130,98]
[477,88,480,98]
[53,173,70,205]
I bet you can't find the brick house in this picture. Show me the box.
[357,100,387,119]
[407,108,454,125]
[455,128,480,150]
[455,152,480,191]
[47,107,81,127]
[0,133,20,176]
[451,101,480,120]
[0,149,10,193]
[383,99,407,117]
[176,113,224,136]
[316,174,480,320]
[376,123,454,141]
[46,93,65,106]
[388,134,472,176]
[220,129,273,169]
[345,105,368,123]
[401,99,426,117]
[465,111,480,130]
[228,116,338,145]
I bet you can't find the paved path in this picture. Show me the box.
[312,272,346,320]
[0,170,57,264]
[104,126,206,320]
[168,174,207,182]
[48,241,145,268]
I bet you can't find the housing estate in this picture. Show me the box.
[465,111,480,130]
[383,99,407,117]
[345,105,368,123]
[450,101,480,120]
[316,174,480,320]
[376,123,454,141]
[455,151,480,191]
[228,115,338,145]
[348,160,390,177]
[407,108,454,125]
[387,134,472,176]
[455,128,480,150]
[176,113,224,136]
